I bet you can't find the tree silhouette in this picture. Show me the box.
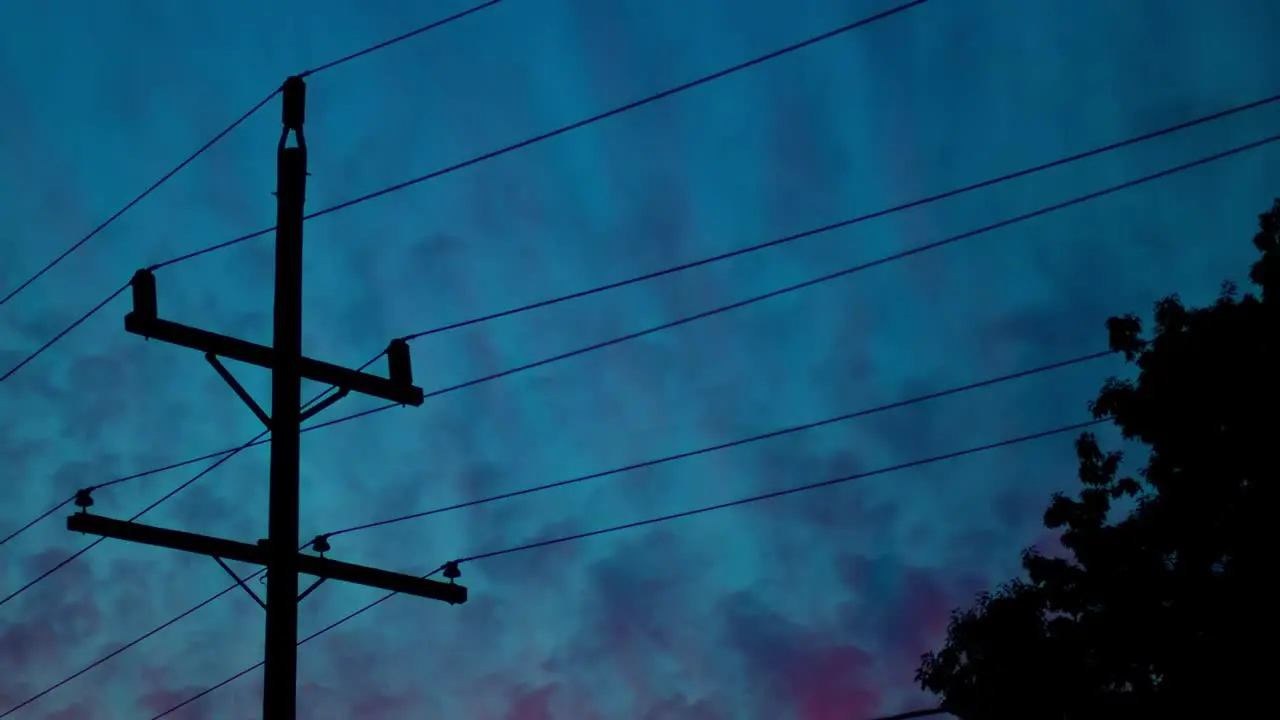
[916,198,1279,719]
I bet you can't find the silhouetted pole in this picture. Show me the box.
[263,73,307,720]
[68,76,465,720]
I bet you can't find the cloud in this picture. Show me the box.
[3,1,1279,717]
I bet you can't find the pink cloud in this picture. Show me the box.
[787,645,881,720]
[504,683,556,720]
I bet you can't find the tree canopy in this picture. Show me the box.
[915,198,1279,719]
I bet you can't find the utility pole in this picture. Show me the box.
[67,76,466,720]
[266,71,307,719]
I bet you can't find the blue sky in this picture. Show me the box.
[2,0,1279,718]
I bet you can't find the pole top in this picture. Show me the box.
[282,76,306,132]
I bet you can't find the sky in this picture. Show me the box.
[2,0,1279,718]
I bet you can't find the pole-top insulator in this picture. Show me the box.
[130,268,157,319]
[282,76,306,132]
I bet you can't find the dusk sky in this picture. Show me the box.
[3,1,1279,718]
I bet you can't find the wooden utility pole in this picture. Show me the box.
[67,76,466,719]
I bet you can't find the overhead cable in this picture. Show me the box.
[151,418,1103,718]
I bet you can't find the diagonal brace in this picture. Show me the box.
[299,387,350,424]
[297,576,327,602]
[213,556,267,610]
[206,352,272,429]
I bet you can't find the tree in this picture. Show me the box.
[915,197,1279,719]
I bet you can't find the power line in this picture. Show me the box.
[0,0,511,388]
[322,350,1113,538]
[5,2,936,707]
[5,90,1276,698]
[335,128,1280,412]
[5,36,1259,720]
[0,281,129,385]
[3,379,379,560]
[148,0,933,269]
[0,497,73,549]
[396,91,1280,342]
[4,123,1274,556]
[12,76,1266,394]
[1,350,1101,714]
[12,104,1248,682]
[0,354,380,613]
[4,75,1274,403]
[0,433,253,610]
[300,125,1280,425]
[2,5,1271,557]
[0,576,245,718]
[0,94,278,312]
[151,418,1103,718]
[0,536,106,611]
[299,0,509,77]
[61,127,1280,708]
[454,419,1106,563]
[0,12,531,553]
[0,127,1272,630]
[0,350,374,603]
[1,447,250,551]
[0,385,360,550]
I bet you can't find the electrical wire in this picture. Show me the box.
[455,419,1106,563]
[0,384,365,552]
[317,127,1280,426]
[10,78,1268,395]
[0,281,129,385]
[2,448,245,551]
[0,537,106,612]
[1,0,941,710]
[299,0,509,78]
[11,105,1253,674]
[0,93,278,312]
[0,354,379,611]
[0,140,1270,706]
[0,0,511,387]
[0,497,73,549]
[0,580,245,718]
[31,127,1275,707]
[5,116,1279,715]
[321,350,1114,538]
[5,0,1272,561]
[4,122,1275,554]
[5,68,1274,404]
[0,434,253,610]
[396,91,1280,342]
[0,350,1103,714]
[151,418,1103,718]
[148,0,933,269]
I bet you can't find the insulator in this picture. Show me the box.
[443,561,461,580]
[311,535,331,554]
[387,339,413,386]
[131,269,157,319]
[74,488,94,510]
[282,76,306,131]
